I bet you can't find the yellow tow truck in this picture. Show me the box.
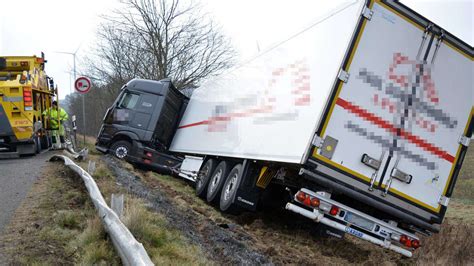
[0,53,57,158]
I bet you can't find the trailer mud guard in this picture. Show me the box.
[233,160,262,211]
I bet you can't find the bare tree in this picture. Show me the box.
[89,0,235,89]
[69,0,236,136]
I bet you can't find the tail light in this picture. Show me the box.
[296,191,306,202]
[329,206,339,216]
[310,198,320,208]
[145,151,152,158]
[23,89,33,110]
[399,235,420,249]
[399,235,408,245]
[296,191,320,208]
[411,239,420,249]
[144,159,151,164]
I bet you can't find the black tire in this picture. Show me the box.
[41,135,49,149]
[206,161,231,203]
[220,164,243,213]
[110,140,132,159]
[34,136,41,154]
[195,159,217,198]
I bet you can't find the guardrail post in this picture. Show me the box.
[111,194,124,218]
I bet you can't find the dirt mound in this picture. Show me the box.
[415,219,474,265]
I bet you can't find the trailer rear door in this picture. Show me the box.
[311,0,473,221]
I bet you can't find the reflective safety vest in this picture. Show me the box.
[42,107,69,130]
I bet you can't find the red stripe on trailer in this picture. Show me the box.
[178,120,210,129]
[336,98,455,163]
[178,105,274,129]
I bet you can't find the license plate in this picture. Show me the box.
[345,227,364,238]
[344,212,375,231]
[0,138,4,143]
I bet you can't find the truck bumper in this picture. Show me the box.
[0,137,35,158]
[286,188,420,257]
[0,151,20,159]
[285,202,413,257]
[135,146,183,175]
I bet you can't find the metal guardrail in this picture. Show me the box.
[63,142,88,161]
[50,155,154,266]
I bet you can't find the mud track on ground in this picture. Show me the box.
[104,156,270,265]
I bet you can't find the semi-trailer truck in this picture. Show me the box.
[97,0,473,257]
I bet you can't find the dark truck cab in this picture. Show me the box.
[96,78,187,172]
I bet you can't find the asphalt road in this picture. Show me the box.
[0,151,52,234]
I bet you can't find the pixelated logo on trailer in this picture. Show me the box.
[267,59,311,106]
[340,52,459,170]
[201,59,312,132]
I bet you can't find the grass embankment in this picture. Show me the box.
[132,141,474,265]
[1,138,208,265]
[446,143,474,223]
[415,142,474,264]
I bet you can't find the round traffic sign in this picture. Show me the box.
[74,77,92,94]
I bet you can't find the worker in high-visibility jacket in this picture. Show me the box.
[43,100,69,144]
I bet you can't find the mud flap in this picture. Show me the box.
[312,223,345,239]
[234,188,260,211]
[233,160,261,211]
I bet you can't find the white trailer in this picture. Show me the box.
[170,0,473,257]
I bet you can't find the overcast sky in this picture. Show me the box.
[0,0,472,99]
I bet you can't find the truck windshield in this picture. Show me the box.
[118,91,140,109]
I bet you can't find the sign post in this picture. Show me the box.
[74,77,92,147]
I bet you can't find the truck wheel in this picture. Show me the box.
[196,159,216,198]
[41,135,49,149]
[220,164,243,213]
[206,161,231,204]
[34,136,41,154]
[110,140,131,159]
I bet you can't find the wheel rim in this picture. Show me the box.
[197,164,210,188]
[223,172,238,202]
[209,169,223,193]
[115,146,128,159]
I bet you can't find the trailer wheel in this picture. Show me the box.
[110,140,131,159]
[195,159,216,198]
[220,164,243,213]
[206,161,231,203]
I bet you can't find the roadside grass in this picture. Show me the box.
[73,150,210,264]
[123,197,209,265]
[3,146,210,264]
[447,142,474,224]
[0,163,117,265]
[141,171,231,223]
[452,143,474,200]
[69,138,211,263]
